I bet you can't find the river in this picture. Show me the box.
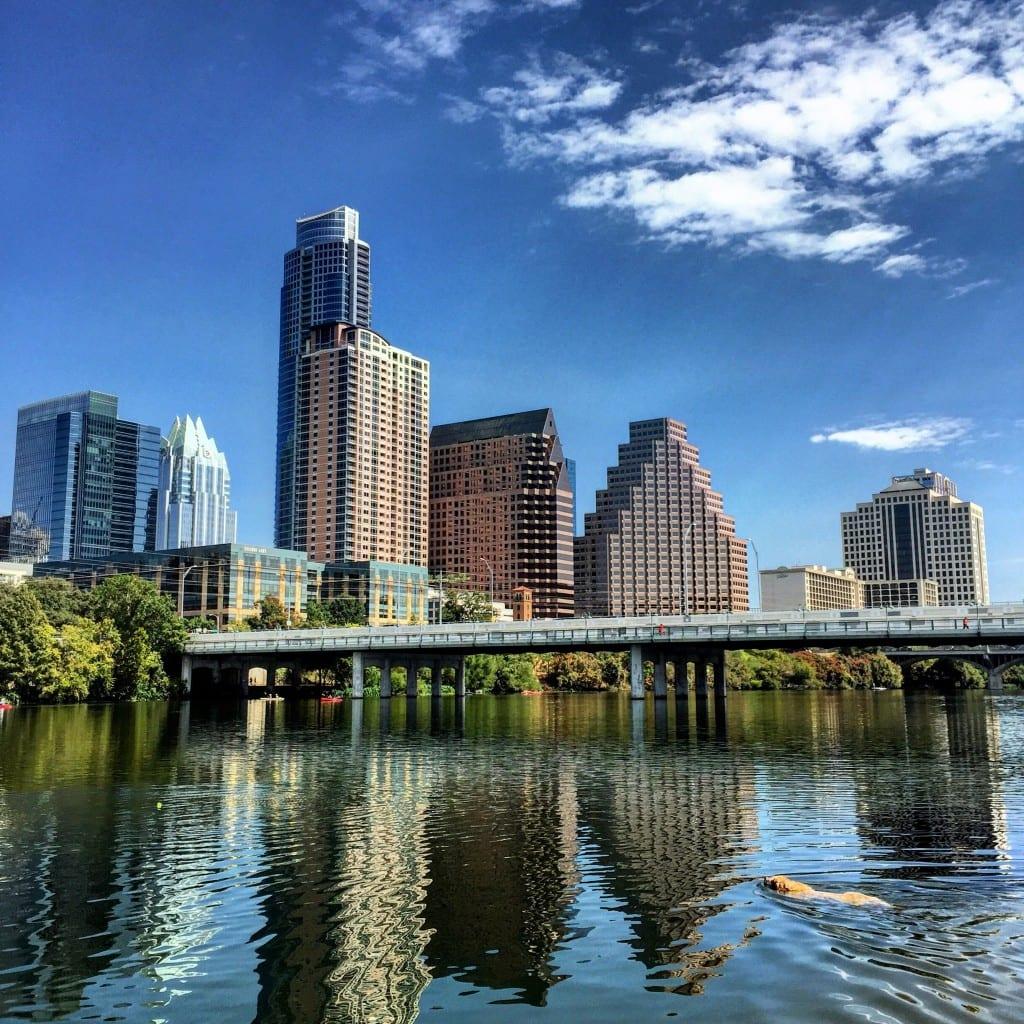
[0,691,1021,1023]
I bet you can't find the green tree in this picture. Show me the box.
[47,619,117,702]
[0,585,58,702]
[248,596,290,630]
[492,655,538,693]
[87,575,187,700]
[23,577,90,627]
[305,597,368,627]
[441,575,494,622]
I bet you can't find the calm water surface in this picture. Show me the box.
[1,692,1022,1023]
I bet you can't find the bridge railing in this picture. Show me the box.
[185,606,1024,656]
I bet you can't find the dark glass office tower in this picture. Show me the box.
[8,391,160,562]
[275,205,371,550]
[112,419,161,554]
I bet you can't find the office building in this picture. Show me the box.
[8,392,160,563]
[156,415,238,549]
[862,578,939,608]
[575,418,748,616]
[566,458,578,535]
[321,561,429,626]
[276,205,372,550]
[0,561,32,586]
[429,409,575,619]
[34,544,323,626]
[841,468,988,606]
[760,565,863,612]
[293,320,429,581]
[0,515,9,559]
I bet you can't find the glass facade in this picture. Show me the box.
[9,391,159,562]
[33,543,324,626]
[276,206,372,550]
[321,560,429,625]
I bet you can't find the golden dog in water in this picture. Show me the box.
[764,875,890,907]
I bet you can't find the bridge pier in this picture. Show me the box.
[454,658,466,698]
[431,660,443,698]
[180,654,192,695]
[673,658,689,698]
[352,651,365,699]
[406,660,418,698]
[694,657,709,698]
[381,658,393,699]
[630,645,645,700]
[988,668,1004,692]
[713,653,727,699]
[653,653,668,699]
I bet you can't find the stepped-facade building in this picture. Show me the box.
[575,418,748,616]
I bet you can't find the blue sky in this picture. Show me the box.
[2,0,1022,597]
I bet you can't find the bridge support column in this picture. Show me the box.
[431,660,443,698]
[694,658,708,698]
[673,659,689,698]
[630,645,645,700]
[180,654,192,695]
[988,668,1004,692]
[406,661,418,698]
[454,658,466,698]
[352,651,365,699]
[381,658,393,699]
[653,654,668,699]
[712,653,727,698]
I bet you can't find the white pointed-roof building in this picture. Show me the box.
[156,415,238,549]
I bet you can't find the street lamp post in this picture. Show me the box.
[680,522,694,616]
[178,563,199,620]
[481,557,494,612]
[749,539,761,612]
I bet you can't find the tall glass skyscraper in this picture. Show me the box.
[276,205,371,550]
[156,414,238,549]
[9,391,160,562]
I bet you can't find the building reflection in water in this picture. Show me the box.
[0,691,1015,1023]
[854,693,1009,877]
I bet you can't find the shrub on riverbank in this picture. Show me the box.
[0,577,186,704]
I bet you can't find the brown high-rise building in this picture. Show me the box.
[429,409,574,619]
[294,322,429,569]
[575,418,748,616]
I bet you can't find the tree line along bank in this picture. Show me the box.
[0,577,1014,705]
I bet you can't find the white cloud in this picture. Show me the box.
[810,417,972,450]
[329,0,580,100]
[475,0,1024,271]
[947,277,998,298]
[876,253,927,277]
[479,54,622,124]
[962,458,1016,474]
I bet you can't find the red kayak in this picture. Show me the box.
[0,703,14,711]
[320,696,344,703]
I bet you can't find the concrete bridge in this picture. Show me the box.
[183,604,1024,696]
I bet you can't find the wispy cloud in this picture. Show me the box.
[326,0,580,101]
[961,458,1016,474]
[472,0,1024,273]
[947,277,998,299]
[810,417,972,451]
[447,53,622,125]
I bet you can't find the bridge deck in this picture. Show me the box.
[185,605,1024,658]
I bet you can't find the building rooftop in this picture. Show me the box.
[430,409,553,447]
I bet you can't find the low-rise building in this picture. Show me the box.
[320,560,429,626]
[32,544,323,626]
[760,565,863,612]
[862,578,939,608]
[0,561,32,586]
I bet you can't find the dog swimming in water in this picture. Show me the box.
[763,875,890,908]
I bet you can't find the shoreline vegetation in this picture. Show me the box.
[0,577,1016,707]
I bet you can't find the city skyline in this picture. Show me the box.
[2,1,1022,599]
